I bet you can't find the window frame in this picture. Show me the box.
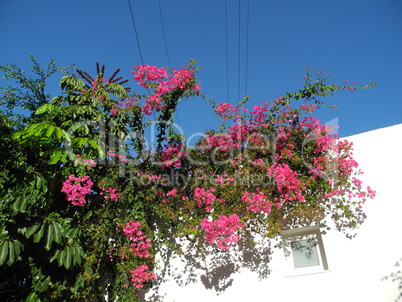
[280,225,329,276]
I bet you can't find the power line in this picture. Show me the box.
[237,0,241,102]
[127,0,145,65]
[196,0,205,66]
[225,0,230,102]
[157,0,180,127]
[127,0,158,123]
[245,0,250,97]
[158,0,171,68]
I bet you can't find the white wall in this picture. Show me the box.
[144,124,402,302]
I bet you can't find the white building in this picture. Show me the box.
[144,124,402,302]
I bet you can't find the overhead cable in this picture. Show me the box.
[158,0,171,68]
[238,0,241,102]
[225,0,230,102]
[245,0,250,97]
[127,0,145,65]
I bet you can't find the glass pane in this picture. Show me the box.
[291,238,320,268]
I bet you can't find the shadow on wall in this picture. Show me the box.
[138,203,367,301]
[138,235,279,301]
[382,258,402,302]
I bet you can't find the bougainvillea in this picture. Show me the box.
[99,186,120,202]
[127,265,157,289]
[201,214,244,250]
[122,220,152,259]
[2,59,376,301]
[61,174,93,206]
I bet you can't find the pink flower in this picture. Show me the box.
[132,64,199,116]
[122,221,152,258]
[61,174,93,206]
[166,188,178,197]
[127,265,157,289]
[242,190,272,214]
[216,103,234,118]
[267,163,306,203]
[194,187,220,212]
[158,143,186,168]
[367,186,376,198]
[110,108,118,116]
[201,214,244,250]
[100,186,120,201]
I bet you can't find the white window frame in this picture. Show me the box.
[280,225,329,276]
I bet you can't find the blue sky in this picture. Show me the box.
[1,0,401,138]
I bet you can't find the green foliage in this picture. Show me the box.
[0,57,375,301]
[0,53,73,128]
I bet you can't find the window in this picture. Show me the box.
[280,225,329,276]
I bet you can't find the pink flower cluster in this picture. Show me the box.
[200,122,251,152]
[126,265,157,289]
[122,221,152,258]
[100,186,120,202]
[166,188,178,197]
[194,187,223,212]
[216,102,234,118]
[132,64,200,115]
[160,188,187,204]
[200,214,244,250]
[61,174,93,206]
[242,189,272,214]
[312,129,336,154]
[159,144,186,168]
[267,163,306,203]
[334,140,359,176]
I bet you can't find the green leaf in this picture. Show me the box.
[38,276,50,292]
[6,239,15,265]
[109,83,128,98]
[33,223,45,243]
[66,227,79,239]
[45,125,55,137]
[73,243,84,265]
[71,244,78,265]
[13,240,21,259]
[60,76,85,91]
[25,292,41,302]
[75,137,89,147]
[40,176,48,194]
[64,246,72,269]
[51,95,65,105]
[88,139,99,150]
[12,196,28,214]
[54,127,63,140]
[0,226,8,239]
[0,240,9,265]
[51,221,62,244]
[49,249,61,264]
[49,151,62,165]
[26,223,40,239]
[83,210,93,221]
[35,103,55,115]
[45,223,54,250]
[58,249,65,267]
